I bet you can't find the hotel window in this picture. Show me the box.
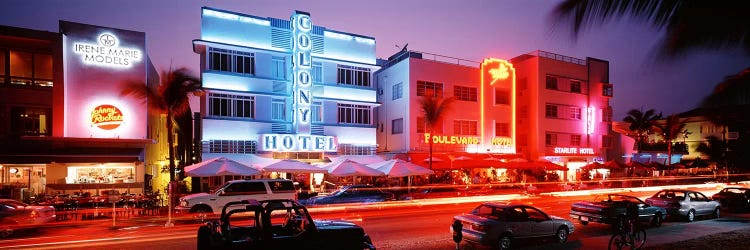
[0,50,6,83]
[570,106,582,120]
[208,48,255,75]
[6,50,53,87]
[545,133,558,146]
[208,93,255,118]
[571,134,581,146]
[603,83,613,97]
[495,122,509,137]
[545,76,557,90]
[311,101,322,122]
[417,117,442,134]
[337,103,371,125]
[337,65,371,87]
[570,81,581,93]
[392,82,403,100]
[271,56,286,80]
[454,86,477,102]
[272,99,286,121]
[11,107,51,136]
[392,118,403,134]
[602,135,612,148]
[454,120,478,136]
[603,106,613,122]
[312,62,323,83]
[545,104,558,118]
[206,140,257,154]
[495,89,510,105]
[416,80,443,97]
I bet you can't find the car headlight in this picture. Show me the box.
[180,199,189,207]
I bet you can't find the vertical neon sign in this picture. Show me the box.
[481,58,516,153]
[292,11,312,135]
[586,106,595,134]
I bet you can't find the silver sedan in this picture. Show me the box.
[451,202,575,250]
[645,189,721,222]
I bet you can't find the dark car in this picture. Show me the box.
[451,202,575,250]
[645,189,721,222]
[301,184,394,206]
[712,187,750,211]
[402,185,468,200]
[196,199,376,250]
[570,194,667,227]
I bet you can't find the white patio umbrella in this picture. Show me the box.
[261,159,328,174]
[324,159,384,184]
[368,159,434,195]
[184,157,261,177]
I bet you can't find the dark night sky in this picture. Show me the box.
[2,0,748,120]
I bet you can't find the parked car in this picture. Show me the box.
[0,199,56,238]
[402,184,468,200]
[177,179,296,216]
[569,193,667,227]
[645,189,721,222]
[451,202,575,250]
[196,199,376,250]
[301,184,395,206]
[711,187,750,211]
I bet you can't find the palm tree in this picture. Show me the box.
[700,68,750,129]
[653,114,686,165]
[120,67,204,182]
[418,95,454,170]
[550,1,750,59]
[623,108,662,150]
[696,136,727,168]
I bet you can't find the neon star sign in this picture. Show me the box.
[488,63,510,85]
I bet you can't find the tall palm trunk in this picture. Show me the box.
[428,128,434,170]
[166,112,176,182]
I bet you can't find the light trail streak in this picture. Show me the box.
[3,233,195,250]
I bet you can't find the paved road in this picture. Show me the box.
[1,184,747,249]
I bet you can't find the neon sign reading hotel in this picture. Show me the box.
[72,33,142,68]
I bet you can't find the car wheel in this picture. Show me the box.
[687,209,696,222]
[197,225,212,250]
[497,234,512,250]
[714,208,721,219]
[191,205,212,221]
[651,213,663,227]
[556,226,569,243]
[0,228,13,239]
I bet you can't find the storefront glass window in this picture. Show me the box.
[66,165,135,184]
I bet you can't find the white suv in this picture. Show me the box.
[176,179,296,215]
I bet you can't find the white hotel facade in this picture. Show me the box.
[192,8,379,169]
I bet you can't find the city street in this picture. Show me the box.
[1,184,748,249]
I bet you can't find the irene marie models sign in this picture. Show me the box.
[61,21,147,139]
[72,32,142,68]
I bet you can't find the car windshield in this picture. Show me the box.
[609,194,642,203]
[211,182,232,193]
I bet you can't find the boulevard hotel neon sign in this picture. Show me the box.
[260,11,337,152]
[423,133,512,146]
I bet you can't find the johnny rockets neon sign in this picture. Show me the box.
[91,104,124,130]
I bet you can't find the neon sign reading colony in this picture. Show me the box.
[73,33,142,68]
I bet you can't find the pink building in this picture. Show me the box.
[511,51,614,181]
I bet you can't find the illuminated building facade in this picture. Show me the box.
[0,22,157,200]
[193,7,379,187]
[374,50,517,169]
[511,51,613,181]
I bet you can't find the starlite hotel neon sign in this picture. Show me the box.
[261,11,336,152]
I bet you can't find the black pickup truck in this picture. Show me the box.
[569,194,667,227]
[197,199,376,250]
